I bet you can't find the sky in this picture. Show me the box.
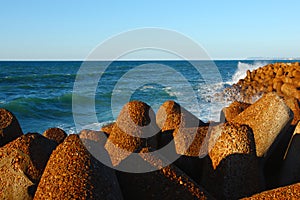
[1,0,299,60]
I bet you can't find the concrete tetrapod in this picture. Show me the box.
[0,133,57,199]
[279,122,300,186]
[105,101,160,166]
[116,148,215,200]
[34,134,123,200]
[0,108,23,147]
[200,122,263,200]
[241,182,300,199]
[233,92,293,158]
[43,127,67,144]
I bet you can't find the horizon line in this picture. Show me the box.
[0,58,299,62]
[0,58,243,61]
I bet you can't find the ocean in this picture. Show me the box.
[0,60,297,134]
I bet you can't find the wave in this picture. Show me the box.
[195,61,269,122]
[56,124,77,134]
[0,73,76,84]
[163,86,181,97]
[226,61,268,85]
[81,120,115,131]
[2,93,73,117]
[141,85,155,90]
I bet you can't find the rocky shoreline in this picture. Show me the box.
[1,62,300,199]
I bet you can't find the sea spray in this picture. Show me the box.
[207,61,268,122]
[230,61,268,84]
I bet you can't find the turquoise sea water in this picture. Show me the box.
[0,60,297,134]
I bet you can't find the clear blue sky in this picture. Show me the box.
[1,0,299,60]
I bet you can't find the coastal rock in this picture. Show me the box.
[292,69,300,78]
[0,133,57,183]
[100,122,115,135]
[173,155,203,185]
[0,150,35,199]
[43,127,67,144]
[241,182,300,199]
[157,117,216,183]
[116,148,214,200]
[155,127,205,183]
[273,78,284,95]
[295,78,300,87]
[201,122,263,199]
[157,130,174,149]
[171,124,215,182]
[0,133,57,199]
[232,93,294,189]
[34,134,123,200]
[104,101,160,166]
[0,108,23,147]
[173,125,210,157]
[281,83,300,99]
[79,129,114,169]
[220,101,251,122]
[156,100,205,131]
[79,129,107,143]
[233,92,293,157]
[284,97,300,125]
[279,122,300,186]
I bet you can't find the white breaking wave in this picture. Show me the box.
[141,85,155,90]
[200,61,269,122]
[227,61,268,85]
[56,124,77,134]
[163,86,181,97]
